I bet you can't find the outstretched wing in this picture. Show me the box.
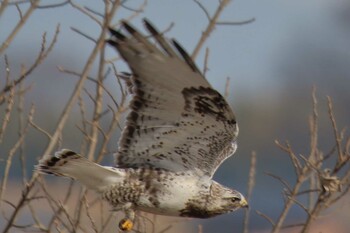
[108,19,238,177]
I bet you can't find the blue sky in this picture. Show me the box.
[1,0,350,232]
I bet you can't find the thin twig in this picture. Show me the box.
[122,0,147,23]
[17,82,27,184]
[203,47,210,76]
[86,6,109,161]
[275,140,302,177]
[70,27,97,43]
[192,0,231,59]
[193,0,210,21]
[256,210,275,227]
[224,77,230,99]
[14,3,23,19]
[265,172,292,194]
[69,0,102,26]
[327,96,344,164]
[36,0,69,9]
[0,86,15,142]
[243,151,256,233]
[0,105,34,202]
[84,6,104,18]
[83,195,98,233]
[0,0,10,18]
[0,24,60,104]
[0,0,40,54]
[216,18,255,25]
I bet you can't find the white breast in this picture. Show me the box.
[137,173,209,216]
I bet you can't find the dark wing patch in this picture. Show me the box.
[182,86,236,124]
[108,19,238,177]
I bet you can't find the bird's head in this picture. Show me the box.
[209,181,248,213]
[180,181,248,218]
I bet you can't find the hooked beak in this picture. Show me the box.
[240,197,249,208]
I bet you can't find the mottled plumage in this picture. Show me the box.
[36,19,248,230]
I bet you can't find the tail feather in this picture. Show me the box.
[36,149,123,192]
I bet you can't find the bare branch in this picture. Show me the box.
[70,27,97,43]
[83,195,98,233]
[0,86,15,142]
[0,0,39,54]
[193,0,211,21]
[224,77,230,99]
[192,0,231,59]
[265,172,292,194]
[2,3,121,231]
[37,0,69,9]
[256,210,275,227]
[288,196,311,216]
[0,24,60,104]
[84,6,104,18]
[0,105,34,202]
[282,223,305,229]
[202,47,210,76]
[216,18,255,25]
[69,0,102,26]
[275,140,302,176]
[243,151,257,233]
[308,87,319,208]
[14,3,23,19]
[0,0,10,18]
[327,96,346,170]
[120,0,147,24]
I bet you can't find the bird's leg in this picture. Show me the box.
[118,203,135,231]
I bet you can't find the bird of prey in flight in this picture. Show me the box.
[37,19,248,231]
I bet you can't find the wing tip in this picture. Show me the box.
[121,20,137,35]
[109,27,126,40]
[143,18,157,34]
[171,39,200,73]
[108,19,202,74]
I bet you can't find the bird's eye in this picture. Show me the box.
[231,197,241,202]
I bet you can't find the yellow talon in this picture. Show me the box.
[119,218,133,231]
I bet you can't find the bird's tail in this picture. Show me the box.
[36,149,123,192]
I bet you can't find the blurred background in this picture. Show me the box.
[1,0,350,232]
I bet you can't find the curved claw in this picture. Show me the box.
[119,218,133,231]
[118,203,135,231]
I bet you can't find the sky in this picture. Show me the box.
[1,0,350,232]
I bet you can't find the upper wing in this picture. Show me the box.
[108,19,238,177]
